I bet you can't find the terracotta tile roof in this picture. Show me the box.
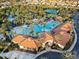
[39,32,54,41]
[52,21,73,33]
[19,38,40,49]
[54,31,71,48]
[61,22,73,31]
[12,35,28,44]
[34,40,42,47]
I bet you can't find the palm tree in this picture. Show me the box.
[62,51,76,59]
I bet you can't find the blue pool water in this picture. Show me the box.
[33,20,60,32]
[12,20,60,35]
[44,9,59,14]
[44,20,60,32]
[33,23,43,33]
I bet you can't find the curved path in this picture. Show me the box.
[33,49,63,59]
[67,28,77,52]
[34,28,77,59]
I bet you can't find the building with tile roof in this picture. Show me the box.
[12,21,73,51]
[54,31,71,48]
[61,22,73,31]
[51,21,73,48]
[39,32,54,48]
[12,35,28,44]
[12,35,41,51]
[52,21,73,34]
[12,32,54,51]
[19,38,41,50]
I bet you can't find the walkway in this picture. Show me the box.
[67,28,77,52]
[33,49,63,59]
[73,27,79,57]
[0,51,35,59]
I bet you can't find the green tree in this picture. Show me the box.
[62,51,76,59]
[0,56,3,59]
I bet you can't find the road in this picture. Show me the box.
[34,49,63,59]
[0,51,35,59]
[72,28,79,57]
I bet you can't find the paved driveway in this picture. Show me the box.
[0,51,35,59]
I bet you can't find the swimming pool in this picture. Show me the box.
[44,9,59,14]
[33,23,43,33]
[12,20,60,35]
[44,20,60,32]
[33,20,60,32]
